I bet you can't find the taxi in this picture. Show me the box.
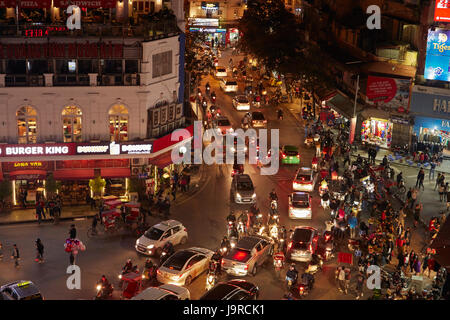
[0,280,43,300]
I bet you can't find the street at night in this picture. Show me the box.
[0,0,449,315]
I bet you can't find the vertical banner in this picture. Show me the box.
[349,116,357,145]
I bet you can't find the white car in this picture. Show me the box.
[157,247,214,286]
[131,284,190,300]
[215,116,234,135]
[215,66,227,78]
[288,192,312,219]
[135,220,188,256]
[293,167,318,192]
[220,79,238,93]
[233,95,250,111]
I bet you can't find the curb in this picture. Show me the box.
[0,213,96,226]
[172,163,208,207]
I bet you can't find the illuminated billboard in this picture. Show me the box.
[424,28,450,82]
[435,0,450,22]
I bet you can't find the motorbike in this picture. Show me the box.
[143,265,157,286]
[304,136,314,148]
[95,282,114,300]
[227,221,236,238]
[237,221,246,237]
[159,246,174,266]
[230,235,238,249]
[277,111,283,120]
[306,255,323,275]
[268,212,279,226]
[268,223,279,242]
[231,166,244,177]
[205,269,218,291]
[273,252,285,279]
[211,95,216,103]
[323,230,334,261]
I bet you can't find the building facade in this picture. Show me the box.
[0,0,192,208]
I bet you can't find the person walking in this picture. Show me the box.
[414,203,422,228]
[429,161,436,180]
[336,266,345,293]
[435,173,442,191]
[355,272,365,299]
[416,168,425,191]
[11,244,20,268]
[348,214,358,239]
[439,181,446,202]
[36,203,42,225]
[35,238,44,263]
[344,267,351,294]
[69,224,77,239]
[171,184,177,201]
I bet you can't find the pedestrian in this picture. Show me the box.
[348,214,358,239]
[404,227,412,249]
[422,254,430,277]
[429,161,436,180]
[416,168,425,190]
[435,173,442,191]
[186,174,191,191]
[69,252,75,265]
[355,272,365,299]
[344,267,351,294]
[69,224,77,239]
[36,204,42,225]
[11,244,20,268]
[410,188,418,210]
[163,197,171,218]
[171,184,176,201]
[397,249,405,271]
[413,257,421,275]
[439,181,446,202]
[337,267,346,293]
[414,203,422,228]
[180,174,187,192]
[91,215,98,235]
[35,238,44,263]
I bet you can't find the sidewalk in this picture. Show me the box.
[0,164,208,225]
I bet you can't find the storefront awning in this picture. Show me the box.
[9,170,47,180]
[314,87,337,102]
[325,93,358,119]
[53,169,95,180]
[149,150,174,169]
[100,168,131,178]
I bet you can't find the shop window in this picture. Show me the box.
[103,60,122,74]
[6,60,26,74]
[27,60,49,74]
[17,106,37,144]
[78,60,98,74]
[125,60,138,73]
[62,106,82,143]
[152,51,172,78]
[109,104,129,142]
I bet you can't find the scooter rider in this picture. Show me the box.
[301,270,314,291]
[269,189,278,202]
[205,82,211,94]
[285,263,298,292]
[238,210,248,232]
[226,212,236,225]
[220,236,231,254]
[211,250,222,274]
[277,109,283,120]
[162,241,174,257]
[98,275,113,297]
[123,259,133,274]
[211,91,216,102]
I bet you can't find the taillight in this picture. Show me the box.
[296,155,300,158]
[325,234,330,242]
[244,265,248,270]
[184,228,187,232]
[282,153,286,159]
[221,260,224,265]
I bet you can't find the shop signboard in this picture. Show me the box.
[410,85,450,116]
[413,116,450,133]
[76,142,153,156]
[366,76,411,111]
[188,18,219,27]
[0,143,76,158]
[201,1,219,10]
[434,0,450,22]
[424,28,450,82]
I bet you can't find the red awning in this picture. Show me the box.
[9,170,47,180]
[100,168,130,178]
[0,0,52,8]
[53,0,117,8]
[53,169,95,180]
[149,150,174,169]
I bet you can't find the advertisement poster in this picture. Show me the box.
[435,0,450,22]
[366,76,411,110]
[424,28,450,82]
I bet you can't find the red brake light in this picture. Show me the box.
[184,228,187,232]
[296,154,300,158]
[325,234,331,241]
[244,265,248,270]
[282,153,286,159]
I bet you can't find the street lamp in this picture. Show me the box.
[346,61,363,145]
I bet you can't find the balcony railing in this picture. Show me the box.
[53,74,90,86]
[0,21,179,39]
[5,74,44,87]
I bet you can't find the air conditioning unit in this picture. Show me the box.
[102,75,115,86]
[124,74,137,86]
[132,158,145,166]
[131,167,143,176]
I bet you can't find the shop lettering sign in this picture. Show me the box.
[5,146,69,156]
[13,161,43,168]
[433,98,450,113]
[76,142,153,155]
[441,120,450,128]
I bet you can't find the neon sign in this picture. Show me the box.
[24,26,68,38]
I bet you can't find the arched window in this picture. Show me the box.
[16,106,37,144]
[62,106,82,142]
[109,104,128,142]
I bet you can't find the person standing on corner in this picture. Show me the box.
[69,224,77,239]
[35,238,44,263]
[11,244,20,268]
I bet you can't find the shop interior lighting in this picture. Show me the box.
[12,180,16,205]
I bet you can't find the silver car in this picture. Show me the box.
[222,235,273,276]
[287,227,319,262]
[230,174,256,204]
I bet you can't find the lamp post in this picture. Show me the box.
[346,61,362,145]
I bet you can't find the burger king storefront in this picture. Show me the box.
[0,125,193,208]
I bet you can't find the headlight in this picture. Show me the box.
[118,275,122,279]
[96,285,102,291]
[252,193,256,198]
[236,193,241,198]
[229,128,234,132]
[231,147,236,152]
[147,244,154,249]
[231,243,236,248]
[244,147,248,152]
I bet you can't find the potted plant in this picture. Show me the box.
[89,176,106,199]
[45,173,60,199]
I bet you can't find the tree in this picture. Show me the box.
[45,173,60,198]
[239,0,304,72]
[89,176,106,198]
[185,30,208,89]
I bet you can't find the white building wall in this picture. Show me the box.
[0,35,181,144]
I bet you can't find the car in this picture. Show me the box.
[293,167,318,192]
[135,220,188,256]
[287,226,319,262]
[215,116,234,135]
[232,95,250,111]
[251,111,267,128]
[131,284,190,300]
[288,192,312,219]
[0,281,43,300]
[221,235,273,276]
[230,174,256,204]
[220,78,238,93]
[280,145,300,164]
[200,280,259,300]
[215,66,227,78]
[157,247,214,286]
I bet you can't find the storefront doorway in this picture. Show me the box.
[14,179,45,207]
[361,118,393,148]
